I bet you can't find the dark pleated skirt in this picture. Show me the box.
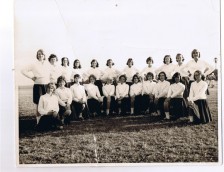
[33,84,47,104]
[189,99,212,124]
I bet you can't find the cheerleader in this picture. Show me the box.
[85,75,103,117]
[155,55,176,82]
[165,72,185,120]
[84,59,103,95]
[142,72,156,114]
[102,77,117,116]
[61,57,73,87]
[55,76,72,125]
[140,57,156,81]
[48,54,62,84]
[187,70,212,124]
[154,72,170,119]
[37,83,62,130]
[70,74,88,120]
[122,58,139,86]
[101,59,121,85]
[182,49,214,88]
[21,49,50,124]
[116,75,130,115]
[130,74,143,115]
[71,59,84,84]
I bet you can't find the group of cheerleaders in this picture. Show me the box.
[21,49,214,130]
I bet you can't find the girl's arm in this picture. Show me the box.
[21,64,35,80]
[38,96,48,115]
[171,84,185,98]
[102,86,108,97]
[193,82,208,101]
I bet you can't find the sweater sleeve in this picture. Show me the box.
[38,96,48,115]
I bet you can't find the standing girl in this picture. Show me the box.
[48,54,62,84]
[84,59,103,95]
[122,58,139,86]
[156,55,176,83]
[140,57,156,81]
[61,57,72,87]
[187,70,212,124]
[142,72,156,114]
[21,49,50,124]
[101,59,121,85]
[130,74,143,115]
[71,59,84,84]
[55,76,72,125]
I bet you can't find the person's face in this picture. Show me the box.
[63,58,68,67]
[47,86,55,94]
[147,75,153,81]
[50,57,57,65]
[192,51,199,60]
[106,79,112,84]
[90,77,95,83]
[194,72,201,81]
[92,61,97,68]
[165,57,171,64]
[37,51,44,61]
[75,61,80,67]
[74,77,79,83]
[176,55,183,63]
[108,60,113,67]
[147,60,153,66]
[159,73,165,81]
[128,60,133,67]
[175,76,180,83]
[58,80,66,87]
[134,77,139,83]
[120,77,125,84]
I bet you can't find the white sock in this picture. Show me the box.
[106,109,109,115]
[131,108,134,114]
[79,113,83,118]
[165,112,170,119]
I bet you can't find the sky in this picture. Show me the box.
[14,0,220,85]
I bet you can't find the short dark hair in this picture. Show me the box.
[172,72,181,83]
[158,71,167,80]
[163,55,172,64]
[36,49,45,60]
[57,76,67,85]
[73,59,81,69]
[193,70,205,81]
[191,49,201,58]
[126,58,134,65]
[146,72,154,80]
[132,74,140,82]
[48,54,58,62]
[106,59,114,66]
[89,74,96,82]
[61,57,69,66]
[119,74,127,81]
[176,53,184,62]
[146,57,154,64]
[91,59,99,67]
[74,74,80,79]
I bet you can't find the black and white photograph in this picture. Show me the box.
[14,0,221,165]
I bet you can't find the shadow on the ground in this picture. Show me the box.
[19,114,193,138]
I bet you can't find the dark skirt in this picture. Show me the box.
[33,84,47,104]
[169,98,184,119]
[94,80,103,96]
[37,115,61,131]
[87,98,102,115]
[117,97,131,115]
[59,104,71,117]
[189,99,212,124]
[131,95,142,114]
[156,97,166,118]
[103,96,117,112]
[142,94,155,113]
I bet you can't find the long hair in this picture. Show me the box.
[61,57,69,66]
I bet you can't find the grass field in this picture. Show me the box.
[18,85,218,164]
